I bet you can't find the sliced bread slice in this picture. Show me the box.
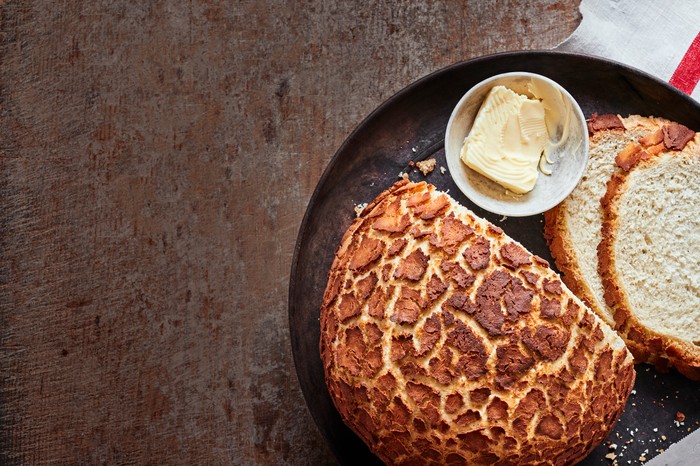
[544,114,669,328]
[599,126,700,379]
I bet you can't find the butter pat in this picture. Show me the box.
[460,85,549,194]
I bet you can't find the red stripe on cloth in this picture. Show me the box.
[669,31,700,95]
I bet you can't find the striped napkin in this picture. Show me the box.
[556,0,700,102]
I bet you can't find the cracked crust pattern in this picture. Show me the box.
[320,180,635,466]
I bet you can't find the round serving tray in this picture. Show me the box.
[289,51,700,465]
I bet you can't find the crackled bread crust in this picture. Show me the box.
[598,125,700,380]
[320,180,635,466]
[544,114,670,330]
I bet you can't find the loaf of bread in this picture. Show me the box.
[544,114,669,328]
[320,180,635,465]
[598,125,700,380]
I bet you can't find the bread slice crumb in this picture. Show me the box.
[415,158,436,175]
[354,202,368,217]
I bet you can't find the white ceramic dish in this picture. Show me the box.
[444,72,589,217]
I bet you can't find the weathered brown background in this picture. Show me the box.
[0,1,580,464]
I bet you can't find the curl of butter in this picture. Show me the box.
[529,80,572,177]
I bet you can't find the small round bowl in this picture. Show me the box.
[444,72,589,217]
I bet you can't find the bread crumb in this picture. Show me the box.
[609,443,618,450]
[416,158,436,176]
[639,455,646,462]
[440,165,446,174]
[661,435,666,441]
[605,453,616,460]
[354,203,368,217]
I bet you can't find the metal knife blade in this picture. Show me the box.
[645,428,700,466]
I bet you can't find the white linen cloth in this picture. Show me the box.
[556,0,700,102]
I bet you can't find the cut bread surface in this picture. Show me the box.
[615,154,700,341]
[547,114,700,378]
[544,115,668,328]
[599,133,700,379]
[320,180,634,466]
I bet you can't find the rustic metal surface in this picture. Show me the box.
[0,1,583,464]
[290,52,700,465]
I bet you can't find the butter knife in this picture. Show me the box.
[645,428,700,466]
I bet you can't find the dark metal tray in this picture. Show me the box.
[289,51,700,465]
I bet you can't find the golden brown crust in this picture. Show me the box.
[543,206,603,325]
[586,113,625,135]
[321,181,635,465]
[615,123,695,172]
[614,142,651,172]
[543,124,633,329]
[598,132,700,380]
[663,123,695,150]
